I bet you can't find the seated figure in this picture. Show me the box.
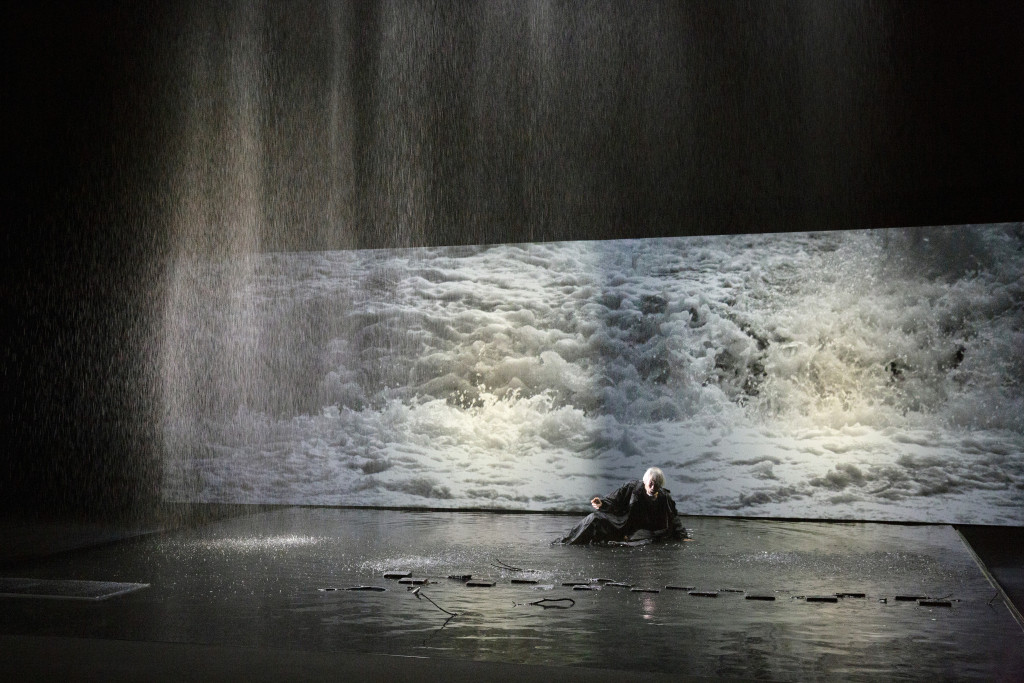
[556,467,684,545]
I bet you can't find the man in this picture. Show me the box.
[556,467,682,545]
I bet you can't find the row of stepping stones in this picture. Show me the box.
[318,572,953,606]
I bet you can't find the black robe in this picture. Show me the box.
[556,480,682,545]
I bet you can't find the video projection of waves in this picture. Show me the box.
[160,225,1024,524]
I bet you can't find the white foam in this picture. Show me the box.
[161,226,1024,522]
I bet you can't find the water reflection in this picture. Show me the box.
[640,594,656,621]
[3,507,1022,680]
[190,535,323,553]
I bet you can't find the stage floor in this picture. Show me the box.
[1,508,1023,680]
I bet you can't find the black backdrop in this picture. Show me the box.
[3,0,1022,520]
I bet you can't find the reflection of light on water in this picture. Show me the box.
[195,535,323,552]
[642,594,657,620]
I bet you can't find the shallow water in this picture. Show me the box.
[2,508,1022,680]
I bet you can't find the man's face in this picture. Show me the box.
[643,475,659,497]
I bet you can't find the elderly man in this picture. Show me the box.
[556,467,682,545]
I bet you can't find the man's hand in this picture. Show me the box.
[590,497,602,510]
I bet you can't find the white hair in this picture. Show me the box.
[643,467,665,488]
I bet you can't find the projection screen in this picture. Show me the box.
[160,224,1024,524]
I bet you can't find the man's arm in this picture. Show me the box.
[665,490,678,518]
[595,481,638,515]
[654,491,679,533]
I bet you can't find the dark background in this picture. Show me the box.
[3,0,1022,521]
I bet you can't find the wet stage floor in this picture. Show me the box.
[1,508,1023,680]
